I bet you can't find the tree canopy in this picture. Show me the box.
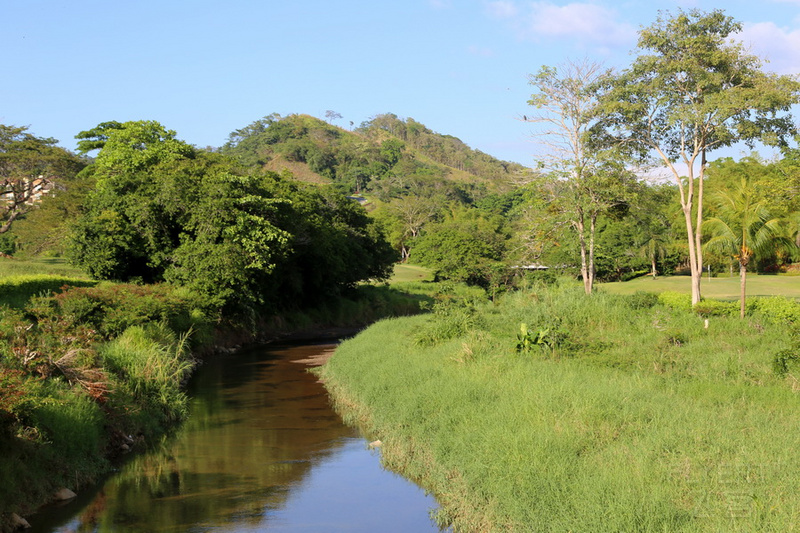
[0,125,86,234]
[69,121,395,312]
[598,8,800,304]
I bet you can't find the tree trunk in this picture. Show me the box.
[682,205,702,305]
[651,257,657,279]
[739,261,747,319]
[576,216,591,295]
[587,212,597,293]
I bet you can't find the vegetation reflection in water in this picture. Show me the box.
[32,343,440,532]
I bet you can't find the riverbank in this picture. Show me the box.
[0,280,425,531]
[318,285,800,532]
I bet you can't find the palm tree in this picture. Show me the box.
[703,177,792,318]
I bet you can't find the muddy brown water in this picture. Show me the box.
[28,342,442,532]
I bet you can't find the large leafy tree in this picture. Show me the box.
[0,125,85,234]
[704,175,794,318]
[69,120,394,311]
[598,9,800,305]
[411,207,509,287]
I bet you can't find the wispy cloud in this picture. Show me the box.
[486,1,636,52]
[429,0,453,9]
[468,44,495,57]
[739,22,800,75]
[486,1,518,18]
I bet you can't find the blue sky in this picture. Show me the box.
[5,1,800,167]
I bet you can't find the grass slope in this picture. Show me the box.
[319,286,800,532]
[0,257,89,279]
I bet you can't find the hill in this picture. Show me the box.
[221,113,533,201]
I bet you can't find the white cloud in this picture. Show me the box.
[525,2,635,46]
[738,22,800,75]
[487,1,636,50]
[486,1,518,18]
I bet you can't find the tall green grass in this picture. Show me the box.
[100,324,195,434]
[320,287,800,532]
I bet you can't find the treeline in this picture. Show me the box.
[4,120,396,314]
[383,153,800,295]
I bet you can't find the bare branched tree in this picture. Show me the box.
[526,58,632,294]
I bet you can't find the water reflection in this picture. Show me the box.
[31,343,440,532]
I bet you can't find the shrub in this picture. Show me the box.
[31,283,211,342]
[657,291,692,312]
[772,347,800,377]
[515,320,568,354]
[752,296,800,325]
[693,299,738,317]
[414,289,486,346]
[619,269,649,282]
[621,291,659,310]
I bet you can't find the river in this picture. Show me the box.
[28,342,442,532]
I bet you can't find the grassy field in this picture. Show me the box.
[0,256,90,279]
[320,285,800,532]
[389,263,434,284]
[600,273,800,300]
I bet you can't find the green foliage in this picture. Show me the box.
[693,299,739,317]
[85,120,195,177]
[9,164,97,257]
[771,346,800,377]
[751,296,800,325]
[69,121,395,312]
[222,113,524,197]
[657,290,693,312]
[411,208,509,287]
[29,282,210,340]
[515,320,567,354]
[620,291,659,310]
[100,324,194,431]
[0,124,87,235]
[28,385,105,461]
[413,286,486,346]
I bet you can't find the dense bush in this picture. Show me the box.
[620,291,659,310]
[69,121,395,313]
[751,296,800,325]
[692,299,738,317]
[657,290,693,312]
[26,283,210,341]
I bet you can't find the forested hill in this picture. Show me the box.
[221,113,531,197]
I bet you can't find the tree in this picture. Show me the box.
[69,120,395,311]
[379,194,441,261]
[598,9,800,305]
[527,59,633,294]
[0,125,85,234]
[411,207,509,287]
[704,175,793,318]
[325,110,343,124]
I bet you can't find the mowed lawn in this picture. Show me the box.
[601,273,800,299]
[0,257,90,279]
[389,263,434,284]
